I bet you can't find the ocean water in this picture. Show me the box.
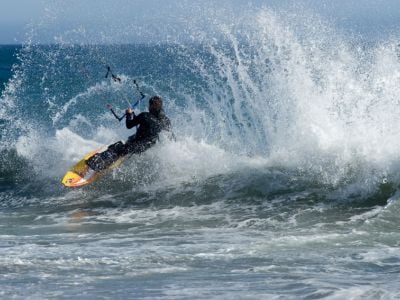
[1,4,400,299]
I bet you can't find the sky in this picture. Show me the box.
[0,0,46,43]
[1,0,400,44]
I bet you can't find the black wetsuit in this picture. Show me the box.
[86,109,171,171]
[125,109,171,153]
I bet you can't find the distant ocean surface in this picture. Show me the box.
[0,45,19,92]
[1,6,400,299]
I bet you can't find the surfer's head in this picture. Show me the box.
[149,96,163,115]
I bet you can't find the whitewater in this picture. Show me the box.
[1,2,400,299]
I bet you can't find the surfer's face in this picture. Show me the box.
[149,99,162,114]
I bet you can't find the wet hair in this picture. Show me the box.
[149,96,163,112]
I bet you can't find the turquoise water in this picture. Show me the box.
[1,5,400,299]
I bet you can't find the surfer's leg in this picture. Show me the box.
[86,141,126,171]
[124,140,153,155]
[108,141,126,156]
[86,154,107,171]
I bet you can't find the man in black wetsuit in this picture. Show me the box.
[86,96,172,171]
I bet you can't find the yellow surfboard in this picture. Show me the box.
[61,148,125,187]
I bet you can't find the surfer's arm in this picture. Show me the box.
[163,117,176,141]
[126,110,142,129]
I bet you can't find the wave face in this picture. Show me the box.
[1,3,400,299]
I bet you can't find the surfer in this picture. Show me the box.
[86,96,172,171]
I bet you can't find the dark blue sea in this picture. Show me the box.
[1,5,400,299]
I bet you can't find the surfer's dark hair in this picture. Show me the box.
[149,96,163,110]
